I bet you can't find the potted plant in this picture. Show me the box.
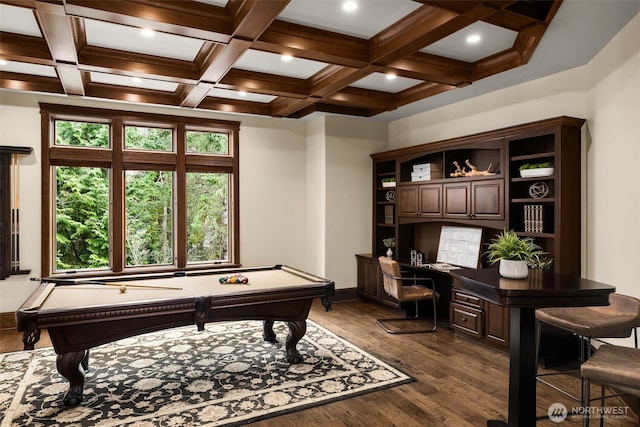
[383,237,395,258]
[519,162,554,178]
[485,230,550,278]
[381,177,396,188]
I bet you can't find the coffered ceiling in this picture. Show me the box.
[0,1,637,121]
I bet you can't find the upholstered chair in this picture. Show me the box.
[377,256,439,334]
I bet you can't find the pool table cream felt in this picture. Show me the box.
[35,268,325,311]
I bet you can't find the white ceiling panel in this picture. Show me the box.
[90,72,179,92]
[84,19,204,62]
[421,21,518,63]
[351,73,422,93]
[279,0,422,39]
[208,88,275,103]
[0,61,57,77]
[0,4,41,36]
[234,50,327,79]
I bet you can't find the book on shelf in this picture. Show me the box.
[524,204,544,233]
[384,205,394,224]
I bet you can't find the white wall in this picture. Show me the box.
[584,13,640,347]
[237,117,308,269]
[305,116,327,276]
[0,102,42,311]
[324,116,387,289]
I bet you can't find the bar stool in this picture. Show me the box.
[580,344,640,427]
[535,293,640,407]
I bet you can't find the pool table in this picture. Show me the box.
[16,265,334,406]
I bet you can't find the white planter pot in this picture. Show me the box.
[499,259,528,279]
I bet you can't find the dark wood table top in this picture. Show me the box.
[450,268,615,308]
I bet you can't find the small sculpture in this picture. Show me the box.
[450,160,496,177]
[450,160,467,177]
[465,159,495,176]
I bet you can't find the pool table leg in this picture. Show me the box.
[261,320,306,364]
[57,350,89,407]
[285,320,306,364]
[21,328,41,350]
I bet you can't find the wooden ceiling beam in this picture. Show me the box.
[312,102,381,118]
[0,71,64,93]
[84,82,182,107]
[178,84,212,109]
[394,81,459,108]
[198,96,272,117]
[472,49,522,80]
[64,0,233,43]
[370,5,474,65]
[32,2,85,95]
[386,52,471,86]
[254,20,369,67]
[0,32,53,63]
[322,87,395,110]
[227,0,290,40]
[218,69,309,98]
[269,96,318,118]
[195,1,288,90]
[77,46,201,83]
[309,65,377,98]
[198,38,252,83]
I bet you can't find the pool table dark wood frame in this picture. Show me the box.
[16,265,334,407]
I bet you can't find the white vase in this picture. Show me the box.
[499,259,528,279]
[386,248,393,258]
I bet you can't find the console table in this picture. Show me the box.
[450,268,615,427]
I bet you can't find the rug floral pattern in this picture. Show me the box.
[1,320,412,426]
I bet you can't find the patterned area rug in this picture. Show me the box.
[1,320,412,426]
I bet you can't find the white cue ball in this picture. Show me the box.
[119,285,127,293]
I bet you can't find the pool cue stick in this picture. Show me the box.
[31,278,181,290]
[104,282,183,290]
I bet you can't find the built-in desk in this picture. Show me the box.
[450,268,615,427]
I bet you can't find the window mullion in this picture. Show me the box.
[111,119,124,273]
[176,124,186,269]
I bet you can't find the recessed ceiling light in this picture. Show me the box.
[238,91,247,96]
[281,54,293,62]
[140,28,155,38]
[466,34,481,44]
[342,1,358,12]
[131,77,143,83]
[385,73,396,80]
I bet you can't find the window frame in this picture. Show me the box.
[41,103,240,278]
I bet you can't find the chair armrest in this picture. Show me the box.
[381,271,435,288]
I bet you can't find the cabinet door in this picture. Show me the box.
[398,186,418,216]
[443,182,470,218]
[485,301,509,346]
[472,179,504,220]
[419,184,442,217]
[357,256,380,300]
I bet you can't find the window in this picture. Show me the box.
[41,104,240,277]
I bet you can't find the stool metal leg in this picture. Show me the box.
[583,377,591,427]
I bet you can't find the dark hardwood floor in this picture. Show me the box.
[1,299,637,426]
